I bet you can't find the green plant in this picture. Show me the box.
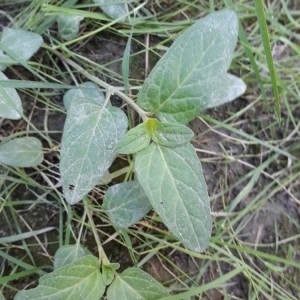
[0,28,44,167]
[58,8,246,252]
[0,5,247,299]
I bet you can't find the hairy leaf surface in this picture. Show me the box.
[135,143,211,252]
[150,121,194,147]
[116,123,150,154]
[54,245,91,269]
[0,137,43,167]
[137,9,244,123]
[60,97,128,204]
[206,73,246,108]
[107,267,169,300]
[93,0,127,20]
[57,15,84,41]
[0,71,22,119]
[63,81,105,110]
[103,181,152,228]
[14,256,105,300]
[0,28,43,70]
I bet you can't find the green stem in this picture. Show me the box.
[52,49,148,120]
[84,198,109,265]
[100,165,132,185]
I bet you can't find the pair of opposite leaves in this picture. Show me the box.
[116,118,194,154]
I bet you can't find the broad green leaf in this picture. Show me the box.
[144,118,194,147]
[54,245,91,269]
[136,9,243,124]
[103,181,152,228]
[0,71,22,119]
[0,28,43,70]
[135,143,211,252]
[116,123,150,154]
[60,97,128,204]
[152,122,194,147]
[206,73,246,109]
[57,15,84,41]
[107,267,169,300]
[14,255,105,300]
[0,137,43,167]
[63,81,105,110]
[93,0,128,20]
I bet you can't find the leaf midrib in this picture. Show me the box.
[155,29,220,113]
[67,103,109,203]
[156,145,199,244]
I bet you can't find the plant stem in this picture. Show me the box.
[100,165,132,185]
[84,198,109,265]
[51,49,149,120]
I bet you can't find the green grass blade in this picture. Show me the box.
[0,268,44,285]
[224,0,267,101]
[0,227,55,244]
[0,290,5,300]
[0,250,46,277]
[0,80,73,89]
[254,0,281,121]
[160,266,244,300]
[122,28,133,94]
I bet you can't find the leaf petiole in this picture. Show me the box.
[84,198,110,265]
[52,49,149,120]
